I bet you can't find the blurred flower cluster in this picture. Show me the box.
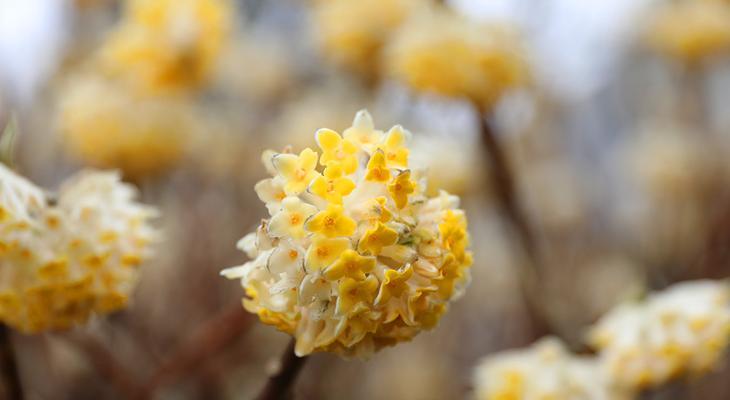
[473,338,630,400]
[0,164,157,333]
[58,0,231,179]
[474,280,730,399]
[590,280,730,391]
[645,0,730,64]
[385,5,527,110]
[98,0,230,94]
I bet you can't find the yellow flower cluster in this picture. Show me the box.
[0,165,157,333]
[222,110,472,357]
[645,0,730,64]
[59,0,230,177]
[385,6,527,110]
[473,338,629,400]
[59,75,196,179]
[313,0,420,77]
[98,0,231,94]
[589,280,730,391]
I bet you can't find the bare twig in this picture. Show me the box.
[0,325,22,400]
[254,339,308,400]
[478,115,538,263]
[137,303,252,398]
[477,112,552,339]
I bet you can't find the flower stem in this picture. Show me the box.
[477,112,552,339]
[254,339,308,400]
[0,325,22,400]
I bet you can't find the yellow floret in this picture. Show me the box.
[305,204,357,238]
[272,148,321,195]
[310,163,356,204]
[323,249,376,281]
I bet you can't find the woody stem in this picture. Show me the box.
[0,325,22,400]
[254,339,308,400]
[477,111,553,339]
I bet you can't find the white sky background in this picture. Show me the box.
[0,0,69,106]
[452,0,658,102]
[0,0,659,106]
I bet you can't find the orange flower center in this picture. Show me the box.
[289,214,301,225]
[317,247,329,257]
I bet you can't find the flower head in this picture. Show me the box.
[0,165,158,333]
[222,110,472,357]
[58,75,194,178]
[385,6,528,110]
[645,0,730,64]
[98,0,231,94]
[313,0,420,77]
[588,280,730,391]
[473,338,629,400]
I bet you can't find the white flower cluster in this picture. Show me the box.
[589,280,730,390]
[474,280,730,399]
[0,165,157,333]
[473,338,629,400]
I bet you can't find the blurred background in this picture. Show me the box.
[1,0,730,398]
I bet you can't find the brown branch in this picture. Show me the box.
[137,303,252,399]
[0,325,22,400]
[66,331,142,399]
[478,115,538,263]
[254,339,308,400]
[477,112,552,339]
[690,197,730,282]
